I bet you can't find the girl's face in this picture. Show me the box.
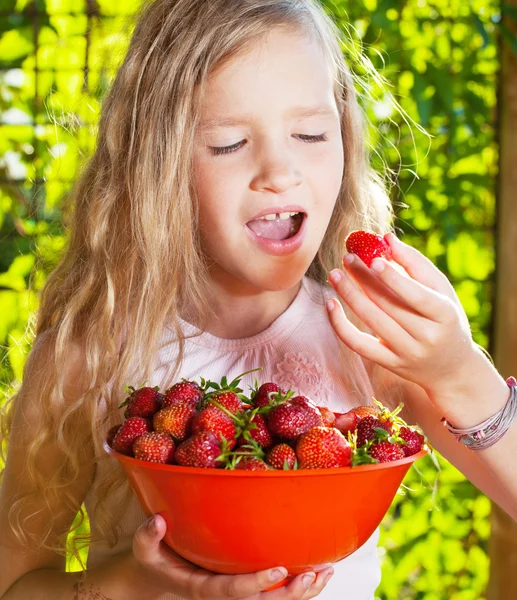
[193,28,344,293]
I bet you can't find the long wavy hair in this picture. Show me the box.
[1,0,394,566]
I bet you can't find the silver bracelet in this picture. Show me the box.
[441,377,517,451]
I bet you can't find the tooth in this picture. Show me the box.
[263,213,277,221]
[289,212,299,217]
[278,212,291,220]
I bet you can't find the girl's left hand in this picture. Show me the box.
[326,233,481,411]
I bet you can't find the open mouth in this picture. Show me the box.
[246,212,305,241]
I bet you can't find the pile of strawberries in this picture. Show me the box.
[107,370,425,470]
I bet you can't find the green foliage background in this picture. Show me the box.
[0,0,511,597]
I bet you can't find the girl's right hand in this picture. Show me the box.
[132,514,334,599]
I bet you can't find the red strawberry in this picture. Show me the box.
[174,431,223,468]
[234,456,270,470]
[350,405,380,419]
[334,411,360,435]
[238,412,272,448]
[296,426,352,469]
[111,417,151,456]
[119,386,162,419]
[267,396,323,440]
[266,443,297,469]
[191,406,237,449]
[208,391,246,415]
[153,403,197,442]
[163,380,204,408]
[334,405,379,435]
[106,424,121,448]
[356,415,392,448]
[132,432,175,464]
[369,440,405,463]
[318,406,336,427]
[201,368,261,412]
[291,395,317,410]
[398,427,424,457]
[345,230,392,267]
[251,382,285,408]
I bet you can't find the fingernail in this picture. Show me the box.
[328,270,342,285]
[385,232,397,243]
[147,515,157,536]
[270,568,288,581]
[302,573,315,587]
[326,299,335,312]
[343,253,355,265]
[371,258,385,272]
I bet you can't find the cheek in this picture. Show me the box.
[312,144,344,206]
[329,139,345,181]
[193,159,231,227]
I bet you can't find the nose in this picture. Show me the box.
[250,141,303,194]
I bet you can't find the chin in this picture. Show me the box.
[246,263,311,293]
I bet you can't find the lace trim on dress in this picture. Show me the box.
[274,351,334,405]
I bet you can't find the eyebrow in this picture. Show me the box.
[199,105,337,129]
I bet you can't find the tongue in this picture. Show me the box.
[247,217,293,240]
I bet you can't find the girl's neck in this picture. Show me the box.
[182,276,302,339]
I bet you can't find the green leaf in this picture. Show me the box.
[0,28,33,66]
[472,14,490,49]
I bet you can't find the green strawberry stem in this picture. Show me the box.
[255,389,295,414]
[207,398,245,422]
[223,438,267,469]
[205,367,263,394]
[206,399,262,440]
[372,398,407,430]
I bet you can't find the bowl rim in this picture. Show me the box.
[103,441,428,477]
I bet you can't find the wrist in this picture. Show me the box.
[424,348,509,428]
[96,550,163,600]
[441,377,517,450]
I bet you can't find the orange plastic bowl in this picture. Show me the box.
[105,441,426,578]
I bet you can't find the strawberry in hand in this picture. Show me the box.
[326,232,504,422]
[345,230,392,267]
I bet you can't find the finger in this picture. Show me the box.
[326,297,399,369]
[241,571,315,599]
[369,257,453,324]
[194,566,289,598]
[328,268,414,354]
[132,514,170,567]
[281,571,317,598]
[302,567,334,599]
[385,233,454,297]
[342,254,437,338]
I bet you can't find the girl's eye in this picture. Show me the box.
[211,140,246,156]
[210,133,328,156]
[295,133,328,143]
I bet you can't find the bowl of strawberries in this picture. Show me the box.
[105,370,427,584]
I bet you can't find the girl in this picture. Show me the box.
[1,0,516,599]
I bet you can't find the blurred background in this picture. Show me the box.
[0,0,516,597]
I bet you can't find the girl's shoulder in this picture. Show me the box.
[13,329,90,423]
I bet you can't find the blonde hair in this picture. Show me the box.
[1,0,393,565]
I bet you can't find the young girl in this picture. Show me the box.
[1,0,516,599]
